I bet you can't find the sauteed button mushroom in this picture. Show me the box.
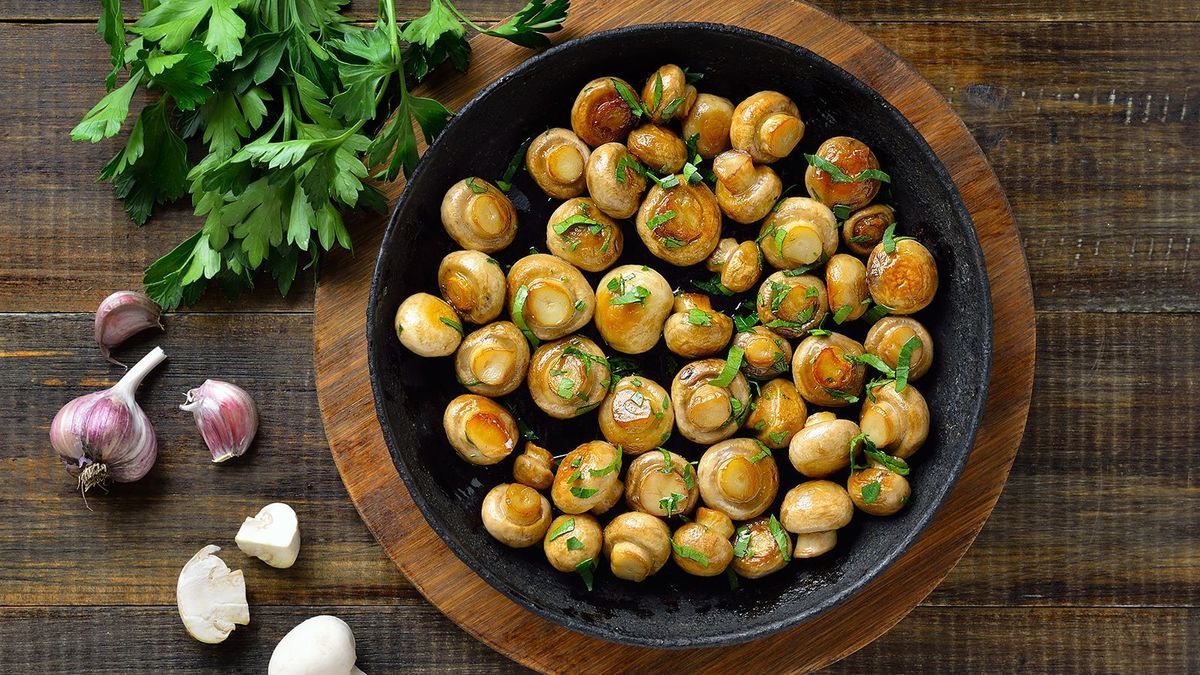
[440,177,518,253]
[395,293,462,357]
[481,483,552,548]
[526,127,591,199]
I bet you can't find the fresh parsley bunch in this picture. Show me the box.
[73,0,569,308]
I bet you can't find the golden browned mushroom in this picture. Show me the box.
[866,238,939,315]
[640,64,697,124]
[551,440,625,515]
[755,272,827,339]
[593,264,673,354]
[627,124,687,174]
[527,336,612,419]
[732,326,792,380]
[545,198,623,272]
[440,177,518,252]
[394,293,462,357]
[843,204,895,256]
[454,322,530,397]
[443,394,518,466]
[730,91,804,164]
[859,381,929,459]
[513,442,555,490]
[598,375,674,454]
[506,254,594,342]
[697,438,779,520]
[525,127,591,199]
[864,317,934,381]
[792,530,838,559]
[789,411,860,478]
[779,481,854,546]
[825,253,869,323]
[792,332,867,407]
[744,378,807,449]
[730,516,793,579]
[848,464,911,516]
[625,448,699,518]
[437,250,507,325]
[804,136,882,211]
[635,179,722,266]
[662,293,734,358]
[585,142,648,219]
[759,197,838,270]
[672,508,735,577]
[481,483,552,548]
[671,357,752,444]
[682,93,734,159]
[543,514,603,572]
[712,149,782,224]
[603,511,671,582]
[706,238,763,293]
[571,77,638,147]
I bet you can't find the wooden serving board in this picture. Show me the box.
[313,1,1035,671]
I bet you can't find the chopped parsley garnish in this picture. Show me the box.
[882,223,899,253]
[847,352,896,377]
[610,78,644,119]
[659,492,685,517]
[822,387,860,403]
[464,177,487,194]
[768,280,792,313]
[894,335,923,392]
[575,558,597,591]
[733,310,760,332]
[660,96,687,118]
[589,453,622,478]
[552,211,601,236]
[732,526,752,558]
[866,447,911,476]
[848,432,875,470]
[610,284,651,306]
[615,153,645,183]
[573,299,585,312]
[691,275,734,296]
[804,153,891,184]
[682,160,703,185]
[782,262,822,277]
[566,536,585,551]
[511,284,539,347]
[686,308,713,326]
[768,431,789,445]
[548,517,576,541]
[554,376,576,399]
[861,481,882,504]
[750,440,772,463]
[832,204,853,220]
[439,316,463,334]
[647,209,678,230]
[709,346,745,387]
[658,448,673,473]
[833,304,855,324]
[672,542,710,566]
[495,136,533,192]
[862,302,892,324]
[768,515,791,562]
[569,485,599,499]
[682,462,695,489]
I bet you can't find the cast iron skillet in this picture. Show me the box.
[367,23,993,648]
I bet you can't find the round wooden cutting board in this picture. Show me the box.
[313,1,1035,671]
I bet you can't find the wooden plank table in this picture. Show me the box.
[1,1,1196,671]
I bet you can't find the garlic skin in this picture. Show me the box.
[50,346,166,493]
[236,502,301,569]
[94,290,163,366]
[269,615,366,675]
[176,545,250,644]
[180,379,258,463]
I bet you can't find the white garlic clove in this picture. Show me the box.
[180,379,259,463]
[268,615,366,675]
[176,545,250,644]
[94,290,163,366]
[236,502,301,569]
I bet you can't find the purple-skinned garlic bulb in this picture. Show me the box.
[50,346,167,495]
[95,290,163,366]
[181,380,258,463]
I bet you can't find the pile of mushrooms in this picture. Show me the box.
[392,62,941,590]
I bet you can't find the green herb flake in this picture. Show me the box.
[672,541,710,566]
[686,308,713,326]
[660,96,686,119]
[496,136,533,192]
[768,431,789,445]
[549,517,576,541]
[805,154,891,184]
[732,526,752,558]
[575,558,597,591]
[589,452,622,478]
[570,485,599,499]
[822,387,860,404]
[832,204,852,220]
[610,284,651,306]
[659,492,685,517]
[833,304,855,324]
[848,352,896,377]
[805,285,819,298]
[511,284,540,348]
[750,440,772,463]
[555,376,576,400]
[865,447,911,476]
[862,302,892,324]
[682,462,695,490]
[882,223,898,253]
[566,536,585,551]
[658,448,673,473]
[861,481,882,504]
[647,209,678,229]
[439,316,463,334]
[610,78,644,119]
[768,515,791,562]
[894,335,923,392]
[464,177,487,194]
[709,346,745,387]
[574,299,585,312]
[552,211,601,236]
[691,275,734,297]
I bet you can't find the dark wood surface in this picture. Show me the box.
[0,1,1195,673]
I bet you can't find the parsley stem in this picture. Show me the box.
[442,0,489,34]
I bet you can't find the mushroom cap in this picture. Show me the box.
[551,440,625,515]
[744,378,807,449]
[627,124,687,175]
[731,517,793,579]
[267,615,359,675]
[438,250,507,325]
[706,238,763,294]
[625,449,699,517]
[571,77,638,147]
[843,204,895,256]
[671,358,752,444]
[598,375,674,454]
[526,127,591,199]
[804,136,881,210]
[395,292,462,357]
[756,272,828,339]
[713,149,783,224]
[859,380,930,459]
[513,441,555,490]
[454,321,530,397]
[780,480,854,534]
[442,394,518,466]
[506,254,595,341]
[176,545,249,644]
[825,253,869,322]
[789,414,861,478]
[543,514,604,572]
[527,336,612,419]
[635,179,722,266]
[603,511,672,582]
[640,64,697,123]
[793,530,838,559]
[792,332,867,407]
[545,198,624,272]
[733,326,792,380]
[481,483,553,548]
[864,316,934,381]
[848,464,912,516]
[697,438,779,521]
[682,93,734,159]
[585,142,647,219]
[672,508,735,576]
[593,264,674,354]
[730,91,804,163]
[866,238,939,315]
[759,197,838,270]
[440,177,518,252]
[662,293,735,358]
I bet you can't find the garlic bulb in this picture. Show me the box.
[236,502,301,569]
[94,290,163,366]
[176,545,250,644]
[50,346,166,494]
[269,615,366,675]
[180,379,258,463]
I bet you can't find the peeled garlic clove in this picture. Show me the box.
[176,545,249,644]
[236,502,301,569]
[180,379,258,463]
[269,615,366,675]
[94,290,163,366]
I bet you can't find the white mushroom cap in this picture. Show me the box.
[176,545,249,644]
[268,615,365,675]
